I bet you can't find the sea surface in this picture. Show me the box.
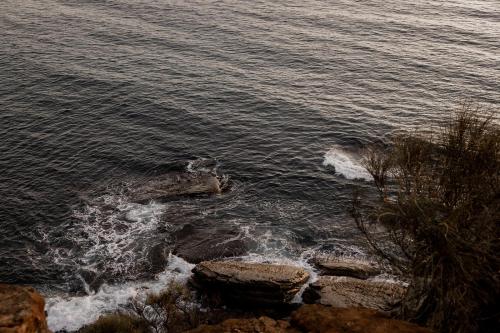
[1,0,499,331]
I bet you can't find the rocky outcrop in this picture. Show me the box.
[313,256,380,279]
[191,261,310,306]
[186,316,298,333]
[186,304,431,333]
[0,284,51,333]
[173,224,248,264]
[291,304,432,333]
[302,276,405,312]
[129,172,223,203]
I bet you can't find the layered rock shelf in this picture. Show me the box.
[191,261,310,306]
[303,276,405,312]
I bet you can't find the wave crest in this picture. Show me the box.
[323,147,371,180]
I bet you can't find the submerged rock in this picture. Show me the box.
[312,256,380,279]
[291,304,431,333]
[173,224,248,264]
[77,269,106,293]
[302,276,405,312]
[191,261,310,306]
[129,172,222,203]
[147,243,171,273]
[0,284,51,333]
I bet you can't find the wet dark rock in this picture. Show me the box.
[0,284,52,333]
[173,224,247,264]
[128,172,222,203]
[302,276,405,312]
[191,261,310,307]
[147,243,171,273]
[312,256,380,279]
[78,270,105,293]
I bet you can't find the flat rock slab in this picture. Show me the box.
[129,172,222,203]
[0,284,51,333]
[291,304,432,333]
[313,256,380,279]
[302,276,405,312]
[191,261,310,306]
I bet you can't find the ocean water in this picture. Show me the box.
[1,0,499,331]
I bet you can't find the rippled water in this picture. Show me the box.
[1,0,499,330]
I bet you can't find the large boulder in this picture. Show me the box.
[191,261,310,307]
[313,256,380,279]
[129,172,222,203]
[291,304,432,333]
[173,224,248,264]
[302,276,405,312]
[186,316,298,333]
[0,284,51,333]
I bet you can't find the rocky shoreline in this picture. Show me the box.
[0,171,429,332]
[1,256,432,333]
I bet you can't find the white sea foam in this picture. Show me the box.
[65,197,168,275]
[186,158,218,173]
[323,147,372,180]
[46,254,194,332]
[124,202,166,223]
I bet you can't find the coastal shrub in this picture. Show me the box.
[128,281,203,333]
[80,282,204,333]
[78,314,150,333]
[352,103,500,333]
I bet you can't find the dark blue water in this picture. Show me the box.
[1,0,499,330]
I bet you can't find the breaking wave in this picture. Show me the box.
[323,147,372,180]
[46,254,194,332]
